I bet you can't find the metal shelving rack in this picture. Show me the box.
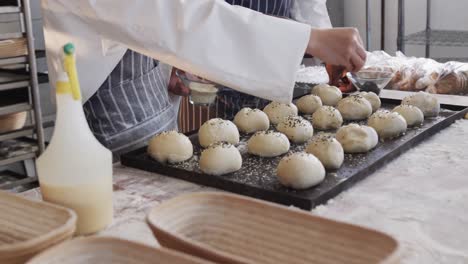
[397,0,468,62]
[0,0,45,190]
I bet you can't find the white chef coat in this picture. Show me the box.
[41,0,329,104]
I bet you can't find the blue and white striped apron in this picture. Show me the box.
[84,49,179,160]
[218,0,294,120]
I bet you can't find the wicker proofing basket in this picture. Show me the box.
[0,38,28,59]
[0,111,27,134]
[0,191,77,264]
[25,237,212,264]
[147,192,401,264]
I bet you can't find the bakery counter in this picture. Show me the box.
[21,116,468,264]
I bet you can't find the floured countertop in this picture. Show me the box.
[21,119,468,264]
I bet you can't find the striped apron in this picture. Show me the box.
[217,0,294,120]
[84,49,179,160]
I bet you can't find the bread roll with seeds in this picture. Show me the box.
[296,94,322,114]
[277,153,326,189]
[200,142,242,175]
[198,118,239,148]
[336,124,378,153]
[234,108,270,133]
[311,106,343,130]
[360,91,381,112]
[337,94,373,120]
[306,134,344,170]
[392,105,424,127]
[276,116,314,143]
[402,91,440,118]
[147,131,193,163]
[247,131,290,157]
[311,84,342,106]
[368,110,407,139]
[263,102,298,125]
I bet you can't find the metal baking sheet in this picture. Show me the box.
[121,98,468,210]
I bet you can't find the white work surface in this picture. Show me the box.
[23,119,468,264]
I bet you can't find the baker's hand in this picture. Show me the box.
[306,28,367,72]
[168,68,190,96]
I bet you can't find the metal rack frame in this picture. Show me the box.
[0,0,45,190]
[397,0,468,62]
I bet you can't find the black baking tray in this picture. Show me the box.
[121,98,468,210]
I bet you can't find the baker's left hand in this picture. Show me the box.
[168,68,190,96]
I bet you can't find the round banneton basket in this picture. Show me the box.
[26,237,210,264]
[0,191,76,264]
[147,192,401,264]
[0,111,27,133]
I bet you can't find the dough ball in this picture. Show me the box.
[263,102,298,125]
[296,94,322,114]
[311,106,343,130]
[200,142,242,175]
[247,131,290,157]
[402,91,440,117]
[311,84,342,106]
[368,110,407,139]
[147,131,193,164]
[234,108,270,133]
[306,134,344,170]
[360,91,381,112]
[392,105,424,127]
[276,116,314,143]
[336,124,378,153]
[337,94,373,120]
[276,153,326,189]
[198,118,239,148]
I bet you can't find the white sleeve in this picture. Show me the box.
[291,0,332,29]
[52,0,311,103]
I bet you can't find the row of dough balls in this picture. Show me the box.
[147,129,242,176]
[277,91,441,189]
[147,90,440,189]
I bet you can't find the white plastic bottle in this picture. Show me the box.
[37,68,113,235]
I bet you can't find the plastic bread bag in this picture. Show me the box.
[391,52,444,92]
[433,61,468,94]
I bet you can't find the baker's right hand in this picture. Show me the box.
[306,28,367,72]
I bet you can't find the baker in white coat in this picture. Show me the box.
[41,0,366,158]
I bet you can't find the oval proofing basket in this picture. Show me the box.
[26,237,211,264]
[147,192,401,264]
[0,191,77,264]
